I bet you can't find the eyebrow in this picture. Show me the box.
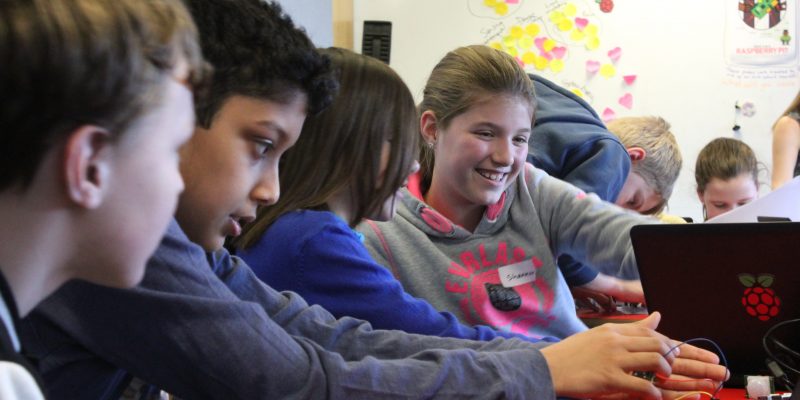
[471,121,531,134]
[254,120,289,140]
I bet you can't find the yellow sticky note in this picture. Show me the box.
[543,38,556,52]
[490,42,503,50]
[495,3,508,15]
[585,24,599,36]
[519,36,534,49]
[505,46,518,57]
[557,19,573,32]
[549,59,565,73]
[510,25,524,39]
[484,0,497,6]
[549,11,564,24]
[599,63,616,78]
[534,55,548,70]
[585,36,600,50]
[522,51,536,65]
[525,23,540,37]
[570,88,585,98]
[563,3,577,16]
[570,29,585,41]
[503,35,515,47]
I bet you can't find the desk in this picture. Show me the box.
[578,311,645,328]
[717,388,748,399]
[717,388,790,399]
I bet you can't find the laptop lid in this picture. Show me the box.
[631,222,800,380]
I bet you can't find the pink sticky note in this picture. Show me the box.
[541,51,553,60]
[586,60,600,74]
[534,37,546,52]
[618,93,633,109]
[623,75,637,85]
[505,0,519,3]
[574,17,589,30]
[602,107,616,122]
[551,46,567,59]
[607,47,622,63]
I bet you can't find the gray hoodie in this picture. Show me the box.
[360,164,656,339]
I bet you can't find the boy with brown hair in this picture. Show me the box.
[0,0,205,397]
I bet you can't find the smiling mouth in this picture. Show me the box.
[476,169,507,182]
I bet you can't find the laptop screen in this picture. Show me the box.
[631,222,800,383]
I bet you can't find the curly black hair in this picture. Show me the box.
[184,0,338,127]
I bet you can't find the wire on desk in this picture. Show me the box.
[662,338,729,398]
[672,391,715,400]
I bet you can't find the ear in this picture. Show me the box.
[626,146,646,162]
[420,110,439,145]
[63,125,113,209]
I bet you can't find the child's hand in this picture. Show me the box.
[540,312,728,399]
[653,341,728,393]
[580,273,645,303]
[540,312,672,399]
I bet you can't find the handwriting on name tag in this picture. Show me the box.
[498,259,537,288]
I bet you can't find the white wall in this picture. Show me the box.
[276,0,333,47]
[354,0,800,221]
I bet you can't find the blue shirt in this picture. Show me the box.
[238,210,556,343]
[20,219,556,399]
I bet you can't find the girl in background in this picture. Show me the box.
[696,137,759,220]
[771,90,800,189]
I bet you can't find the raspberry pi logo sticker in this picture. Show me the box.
[739,273,781,321]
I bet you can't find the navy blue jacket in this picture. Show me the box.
[528,74,631,285]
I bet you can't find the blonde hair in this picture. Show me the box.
[607,116,682,212]
[417,45,536,192]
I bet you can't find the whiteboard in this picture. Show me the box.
[354,0,800,221]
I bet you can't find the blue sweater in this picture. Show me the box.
[239,210,554,343]
[21,219,555,399]
[528,74,631,286]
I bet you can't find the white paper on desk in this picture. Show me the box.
[705,176,800,223]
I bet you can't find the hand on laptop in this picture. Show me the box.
[654,340,729,394]
[540,312,727,399]
[578,273,645,304]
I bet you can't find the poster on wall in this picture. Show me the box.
[724,0,799,89]
[474,0,635,123]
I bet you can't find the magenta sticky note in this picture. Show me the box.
[618,93,633,109]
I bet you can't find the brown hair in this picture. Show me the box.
[236,48,418,249]
[695,137,758,193]
[0,0,208,190]
[607,116,682,213]
[417,45,536,192]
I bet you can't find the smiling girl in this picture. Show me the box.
[360,45,656,339]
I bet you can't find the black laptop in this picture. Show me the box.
[631,222,800,385]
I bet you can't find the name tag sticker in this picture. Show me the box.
[498,260,537,288]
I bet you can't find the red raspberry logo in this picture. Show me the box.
[597,0,614,13]
[739,273,780,321]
